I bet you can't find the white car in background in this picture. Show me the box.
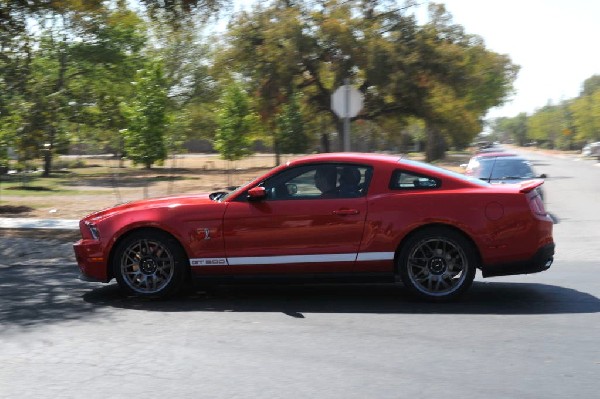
[582,142,600,160]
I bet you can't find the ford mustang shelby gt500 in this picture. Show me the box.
[74,153,555,301]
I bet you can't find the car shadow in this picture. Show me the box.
[2,261,599,329]
[83,280,600,317]
[0,263,105,330]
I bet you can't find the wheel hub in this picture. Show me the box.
[139,257,158,275]
[428,257,447,275]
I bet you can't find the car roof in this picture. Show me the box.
[480,155,530,163]
[286,152,402,166]
[474,151,518,158]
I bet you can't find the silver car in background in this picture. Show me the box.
[582,142,600,160]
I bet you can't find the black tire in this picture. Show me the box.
[112,229,189,299]
[397,227,477,302]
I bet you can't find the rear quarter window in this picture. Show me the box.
[390,170,440,190]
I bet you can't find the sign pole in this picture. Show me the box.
[343,78,351,152]
[331,81,363,152]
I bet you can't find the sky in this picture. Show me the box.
[420,0,600,119]
[228,0,600,119]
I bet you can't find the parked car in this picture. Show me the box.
[582,142,600,160]
[463,152,547,200]
[74,153,555,302]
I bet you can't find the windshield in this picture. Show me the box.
[474,158,535,180]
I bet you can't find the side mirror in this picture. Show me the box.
[247,186,267,200]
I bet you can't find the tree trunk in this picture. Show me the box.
[425,123,446,163]
[320,133,330,153]
[42,148,52,178]
[274,139,281,166]
[42,128,55,178]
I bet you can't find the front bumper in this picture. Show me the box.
[482,243,555,278]
[73,239,110,282]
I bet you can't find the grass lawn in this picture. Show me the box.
[0,151,471,219]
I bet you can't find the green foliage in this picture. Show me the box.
[527,104,564,147]
[489,74,600,149]
[570,89,600,142]
[3,0,522,163]
[276,92,308,154]
[214,83,255,161]
[219,0,517,160]
[491,114,528,146]
[581,75,600,97]
[0,0,222,170]
[123,64,169,168]
[0,2,150,176]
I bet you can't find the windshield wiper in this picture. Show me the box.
[494,176,531,180]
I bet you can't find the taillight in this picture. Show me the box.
[529,192,546,216]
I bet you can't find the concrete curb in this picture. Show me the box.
[0,218,79,230]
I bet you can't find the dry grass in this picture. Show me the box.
[0,152,470,220]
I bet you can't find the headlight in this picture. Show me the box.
[85,222,100,240]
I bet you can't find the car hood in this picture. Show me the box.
[82,194,215,223]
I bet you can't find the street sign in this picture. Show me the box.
[331,83,364,152]
[331,85,363,118]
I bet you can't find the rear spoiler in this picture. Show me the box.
[519,179,544,193]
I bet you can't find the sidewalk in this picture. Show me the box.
[0,217,79,230]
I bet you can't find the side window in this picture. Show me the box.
[390,170,440,190]
[258,164,373,200]
[261,166,320,200]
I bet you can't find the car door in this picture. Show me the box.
[222,164,370,275]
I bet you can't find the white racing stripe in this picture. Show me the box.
[190,252,394,267]
[356,252,395,261]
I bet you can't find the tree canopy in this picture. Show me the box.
[489,74,600,149]
[1,0,522,173]
[219,1,517,160]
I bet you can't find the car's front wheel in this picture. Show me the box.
[112,229,188,298]
[398,227,477,301]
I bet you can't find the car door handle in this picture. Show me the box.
[333,209,360,216]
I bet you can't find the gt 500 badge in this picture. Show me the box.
[190,258,228,266]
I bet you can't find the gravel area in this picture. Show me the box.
[0,230,79,266]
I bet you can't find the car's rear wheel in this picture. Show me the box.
[398,227,477,301]
[112,230,188,298]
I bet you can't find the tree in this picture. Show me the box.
[144,17,221,154]
[139,0,230,29]
[581,75,600,97]
[219,0,517,160]
[123,64,169,168]
[490,113,528,146]
[276,92,308,154]
[0,1,150,174]
[571,90,600,143]
[527,104,564,148]
[1,0,226,171]
[214,83,255,162]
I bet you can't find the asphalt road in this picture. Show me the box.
[1,150,599,399]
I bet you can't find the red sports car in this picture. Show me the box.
[73,153,555,301]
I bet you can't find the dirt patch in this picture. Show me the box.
[4,186,53,191]
[1,155,275,220]
[0,205,35,215]
[0,153,470,220]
